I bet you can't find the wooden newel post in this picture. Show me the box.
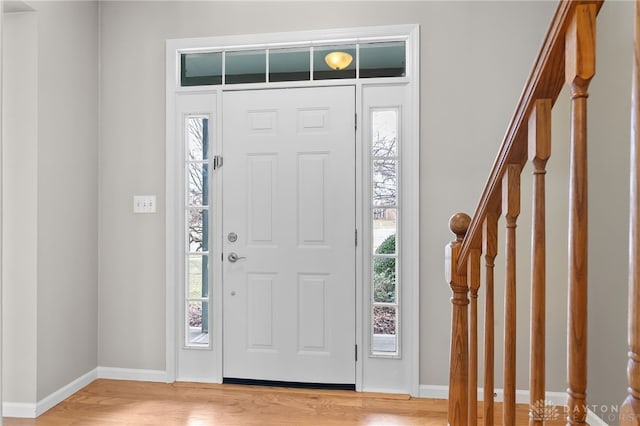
[565,4,596,425]
[621,0,640,424]
[446,212,471,426]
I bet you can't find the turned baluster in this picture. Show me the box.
[528,98,552,426]
[621,0,640,424]
[468,244,481,426]
[446,213,471,426]
[565,4,596,424]
[483,199,500,426]
[502,163,521,426]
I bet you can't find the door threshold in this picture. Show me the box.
[223,377,356,391]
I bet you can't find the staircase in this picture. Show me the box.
[444,0,640,424]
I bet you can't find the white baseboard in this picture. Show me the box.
[418,384,564,404]
[36,368,98,417]
[360,386,410,395]
[3,402,36,419]
[418,384,607,425]
[587,410,610,426]
[4,368,98,418]
[97,366,167,383]
[418,384,448,399]
[4,367,167,418]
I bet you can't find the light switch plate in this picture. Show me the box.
[133,195,156,213]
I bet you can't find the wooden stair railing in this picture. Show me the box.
[445,1,604,425]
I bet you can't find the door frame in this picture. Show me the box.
[165,24,420,395]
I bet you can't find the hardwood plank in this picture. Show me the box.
[3,379,559,425]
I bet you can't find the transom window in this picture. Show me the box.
[180,41,406,86]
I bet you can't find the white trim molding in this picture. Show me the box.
[35,369,98,417]
[587,411,610,426]
[0,1,5,423]
[3,367,169,419]
[97,367,167,383]
[3,368,97,418]
[418,384,449,400]
[2,402,34,419]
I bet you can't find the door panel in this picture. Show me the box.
[222,86,356,384]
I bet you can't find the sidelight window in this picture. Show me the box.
[185,115,212,347]
[371,109,400,356]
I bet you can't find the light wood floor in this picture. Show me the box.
[3,379,566,425]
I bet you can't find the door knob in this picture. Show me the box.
[227,252,246,263]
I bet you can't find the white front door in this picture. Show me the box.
[222,86,356,385]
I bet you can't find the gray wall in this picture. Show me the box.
[586,1,633,418]
[35,1,99,401]
[99,0,558,375]
[99,0,636,411]
[2,1,99,404]
[3,10,38,404]
[1,0,631,416]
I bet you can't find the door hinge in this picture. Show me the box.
[355,229,358,246]
[355,113,358,131]
[213,155,223,170]
[355,344,358,362]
